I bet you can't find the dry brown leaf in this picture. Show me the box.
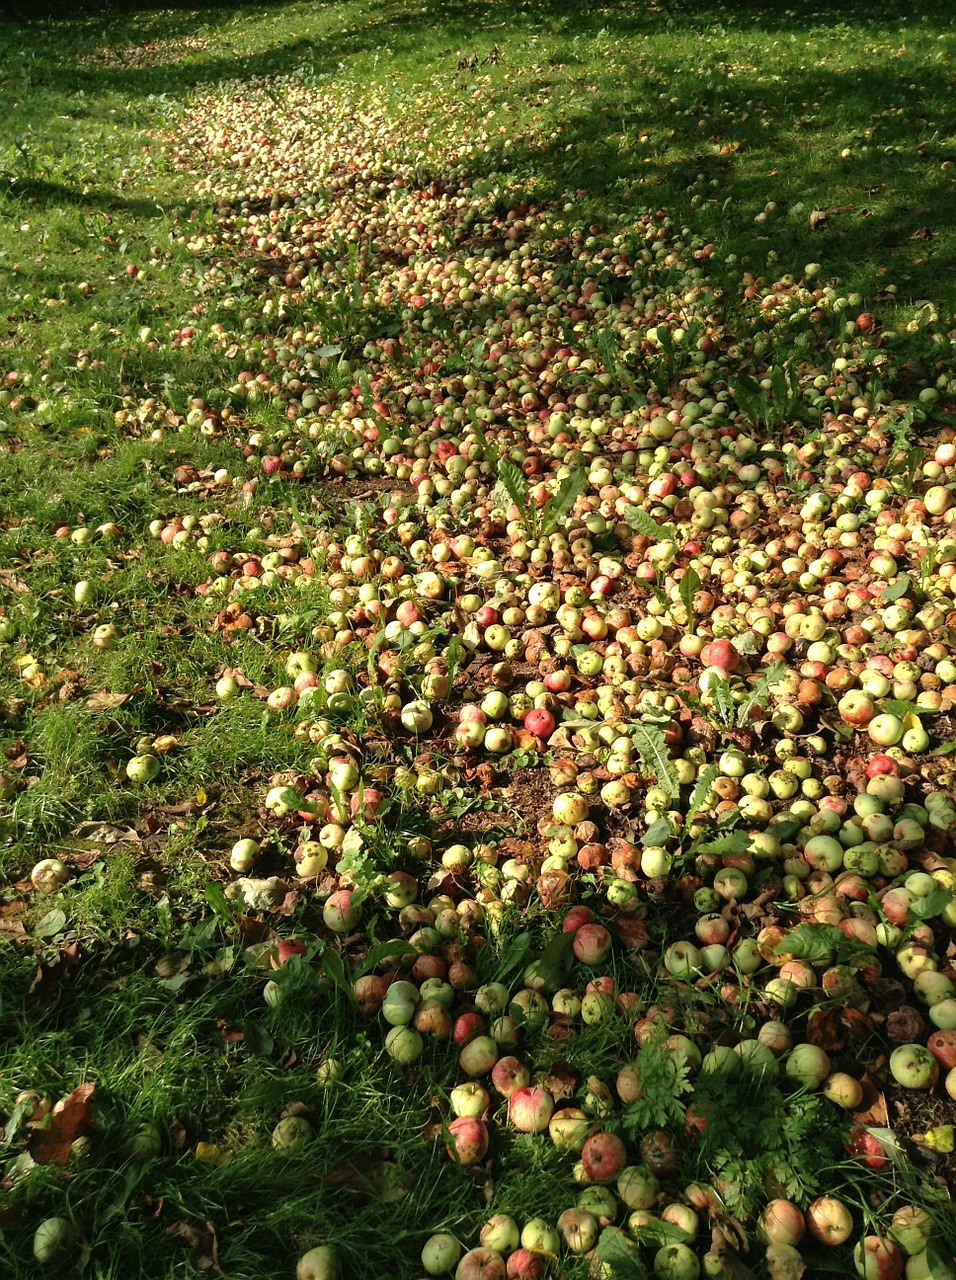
[85,690,130,711]
[29,1082,95,1165]
[28,942,81,1007]
[166,1219,221,1272]
[852,1072,889,1128]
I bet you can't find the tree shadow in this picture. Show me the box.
[0,175,165,217]
[1,0,952,299]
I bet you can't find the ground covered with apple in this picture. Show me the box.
[3,1,956,1278]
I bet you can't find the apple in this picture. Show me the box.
[475,983,511,1015]
[126,753,161,783]
[384,1025,424,1063]
[563,906,597,933]
[33,1217,77,1264]
[505,1247,548,1278]
[556,1208,599,1254]
[784,1044,831,1090]
[617,1164,659,1209]
[509,1086,555,1133]
[806,1196,854,1246]
[846,1127,888,1170]
[581,1130,628,1182]
[296,1246,341,1280]
[926,1030,956,1072]
[450,1082,490,1119]
[889,1044,939,1090]
[663,941,702,980]
[887,1206,932,1258]
[453,1013,487,1045]
[573,923,613,966]
[577,1185,617,1225]
[480,1215,520,1256]
[415,1001,453,1039]
[322,889,361,933]
[422,1228,463,1269]
[823,1072,864,1109]
[853,1236,903,1280]
[520,1220,560,1256]
[653,1242,701,1279]
[456,1248,507,1280]
[548,1107,589,1152]
[759,1200,805,1247]
[459,1035,499,1076]
[382,980,420,1025]
[446,1116,489,1165]
[492,1056,531,1098]
[271,1116,313,1152]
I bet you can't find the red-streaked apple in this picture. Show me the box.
[446,1116,489,1165]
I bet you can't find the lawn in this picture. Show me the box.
[2,1,956,1277]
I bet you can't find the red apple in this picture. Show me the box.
[846,1126,888,1170]
[853,1235,903,1280]
[455,1247,506,1280]
[509,1086,555,1134]
[581,1131,627,1182]
[572,923,612,966]
[506,1248,548,1279]
[453,1013,486,1045]
[272,938,309,967]
[492,1056,531,1098]
[926,1030,956,1072]
[562,906,596,933]
[446,1117,489,1165]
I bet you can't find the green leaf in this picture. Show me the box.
[314,344,343,358]
[736,660,788,726]
[496,457,529,515]
[696,830,751,857]
[767,814,805,843]
[241,1019,274,1059]
[624,506,676,543]
[317,943,352,997]
[707,675,736,729]
[33,909,68,938]
[595,1231,647,1277]
[541,466,587,536]
[925,1240,956,1280]
[494,931,534,984]
[880,698,920,719]
[204,881,236,927]
[773,924,844,964]
[631,720,680,802]
[355,939,417,979]
[678,565,700,630]
[642,816,674,846]
[909,888,953,920]
[879,574,913,603]
[685,763,718,825]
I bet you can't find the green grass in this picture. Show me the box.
[2,0,956,1276]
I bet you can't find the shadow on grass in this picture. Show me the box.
[1,0,953,298]
[0,175,165,217]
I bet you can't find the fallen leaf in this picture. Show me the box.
[541,1059,579,1102]
[166,1219,221,1272]
[84,690,130,711]
[71,821,140,844]
[29,1082,95,1165]
[28,942,81,1008]
[852,1072,889,1127]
